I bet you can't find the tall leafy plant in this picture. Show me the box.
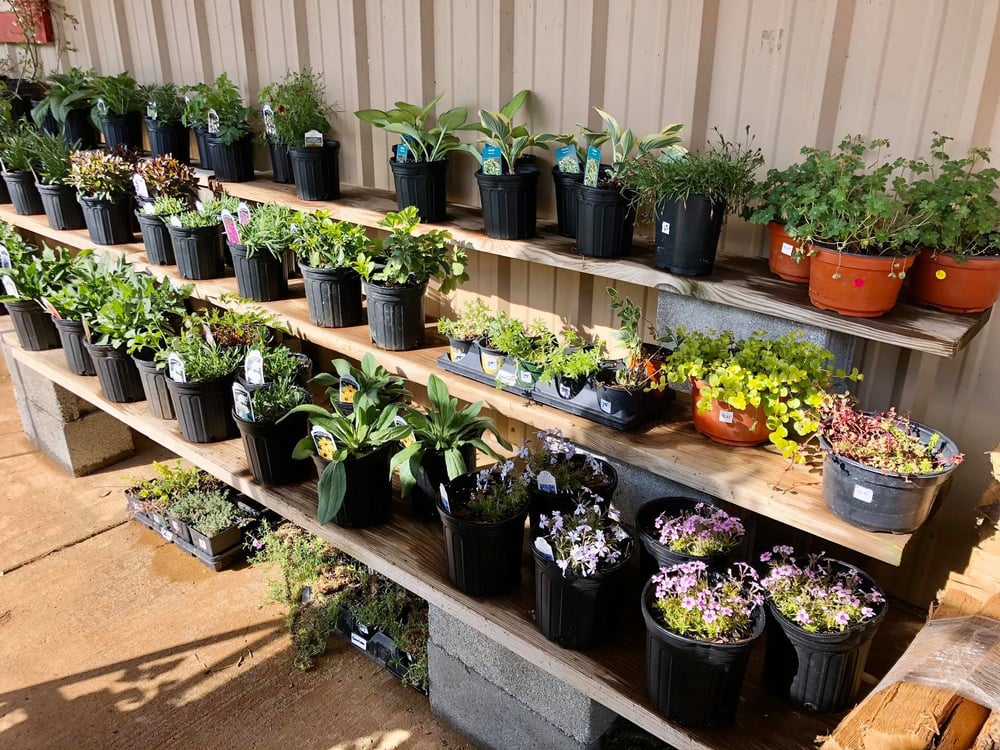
[290,209,371,270]
[89,71,144,125]
[459,90,555,174]
[258,69,333,146]
[359,206,467,291]
[355,92,470,163]
[31,67,95,130]
[580,108,685,181]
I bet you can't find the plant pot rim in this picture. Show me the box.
[35,181,74,191]
[918,247,1000,265]
[135,210,164,222]
[817,418,960,480]
[641,579,765,648]
[808,242,918,261]
[78,193,128,205]
[165,370,236,387]
[475,336,505,354]
[437,474,530,525]
[635,496,740,561]
[288,140,340,154]
[298,258,360,275]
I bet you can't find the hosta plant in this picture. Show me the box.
[651,561,763,643]
[459,90,556,174]
[68,150,134,199]
[655,503,745,557]
[355,92,470,162]
[579,108,685,182]
[537,492,632,577]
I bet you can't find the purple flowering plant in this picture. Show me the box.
[462,459,530,523]
[538,490,632,577]
[759,546,885,633]
[517,429,608,494]
[655,502,744,556]
[651,561,763,643]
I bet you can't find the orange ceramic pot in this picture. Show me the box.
[767,222,810,283]
[690,379,769,447]
[807,245,914,318]
[910,248,1000,313]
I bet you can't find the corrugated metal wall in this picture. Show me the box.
[10,0,1000,603]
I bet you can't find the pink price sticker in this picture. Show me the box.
[221,212,241,244]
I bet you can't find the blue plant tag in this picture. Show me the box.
[534,537,555,560]
[556,145,580,174]
[583,145,601,187]
[536,470,558,495]
[396,141,409,162]
[482,144,502,175]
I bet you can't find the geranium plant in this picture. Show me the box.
[537,491,632,576]
[655,502,744,557]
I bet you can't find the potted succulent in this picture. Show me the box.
[143,82,190,163]
[747,157,817,283]
[661,328,860,451]
[903,133,1000,313]
[90,71,144,149]
[291,209,371,327]
[574,109,684,257]
[30,67,99,148]
[437,460,531,596]
[391,373,510,521]
[165,195,236,279]
[31,129,86,230]
[170,486,249,557]
[641,561,765,727]
[181,81,214,169]
[533,495,633,650]
[312,352,410,416]
[229,202,294,301]
[67,150,135,245]
[624,127,763,276]
[358,206,468,351]
[459,90,556,239]
[635,498,744,576]
[288,398,410,527]
[139,195,187,266]
[356,92,471,222]
[760,546,887,714]
[0,122,43,214]
[815,394,963,533]
[0,239,71,351]
[202,73,256,182]
[540,330,604,400]
[437,298,492,363]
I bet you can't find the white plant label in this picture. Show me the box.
[196,537,209,551]
[147,101,157,120]
[158,526,173,542]
[482,355,500,372]
[244,349,265,385]
[558,382,572,399]
[195,199,204,212]
[2,276,18,297]
[599,397,612,414]
[310,425,336,460]
[207,108,220,134]
[719,410,734,424]
[142,201,156,215]
[519,369,534,384]
[169,216,182,227]
[304,129,324,147]
[357,623,370,636]
[661,221,670,235]
[852,485,874,504]
[132,174,149,199]
[439,484,451,513]
[536,470,558,495]
[350,632,368,650]
[496,370,517,387]
[237,201,251,226]
[232,381,254,421]
[0,247,11,268]
[262,103,275,136]
[534,537,555,560]
[96,98,107,116]
[781,241,794,256]
[167,352,186,382]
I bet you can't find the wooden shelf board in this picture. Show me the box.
[209,178,989,358]
[10,342,841,750]
[0,205,911,566]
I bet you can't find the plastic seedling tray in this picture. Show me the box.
[188,524,242,557]
[173,532,243,572]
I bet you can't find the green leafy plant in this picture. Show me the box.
[580,108,685,181]
[603,287,667,390]
[67,150,134,199]
[170,486,248,537]
[31,67,95,131]
[250,377,310,423]
[355,92,470,163]
[89,71,144,124]
[0,243,73,303]
[46,250,130,322]
[202,73,254,145]
[259,69,334,146]
[31,129,76,185]
[157,331,243,381]
[651,561,762,643]
[169,195,237,228]
[290,209,371,270]
[149,195,190,217]
[541,331,604,383]
[238,202,295,259]
[0,121,39,172]
[182,305,283,349]
[437,298,493,341]
[181,81,213,130]
[390,373,510,497]
[88,271,192,353]
[490,316,556,372]
[136,155,197,200]
[311,352,410,412]
[458,90,556,174]
[143,82,186,124]
[127,461,225,515]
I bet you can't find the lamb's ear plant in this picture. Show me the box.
[355,92,470,163]
[459,90,556,174]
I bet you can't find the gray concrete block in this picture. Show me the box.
[19,371,95,422]
[12,382,37,444]
[605,457,717,527]
[429,640,604,750]
[24,404,134,476]
[429,605,615,745]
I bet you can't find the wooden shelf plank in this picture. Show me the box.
[210,178,989,358]
[0,205,912,566]
[9,342,841,750]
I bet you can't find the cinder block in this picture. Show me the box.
[1,336,94,422]
[604,457,717,526]
[428,605,615,747]
[23,405,134,476]
[11,382,36,444]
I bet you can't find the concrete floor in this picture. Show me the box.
[0,361,472,750]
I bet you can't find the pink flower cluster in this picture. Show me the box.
[655,502,745,557]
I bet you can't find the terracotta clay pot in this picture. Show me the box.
[807,245,914,318]
[767,222,810,283]
[690,379,769,447]
[910,248,1000,313]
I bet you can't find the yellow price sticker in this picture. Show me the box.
[935,269,947,280]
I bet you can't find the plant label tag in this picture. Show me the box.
[583,145,602,187]
[300,585,312,604]
[449,345,466,362]
[534,537,555,560]
[719,410,734,424]
[237,202,251,226]
[0,247,11,268]
[396,141,409,162]
[170,215,182,227]
[207,108,220,134]
[195,199,204,212]
[338,375,360,405]
[232,381,254,421]
[537,470,558,495]
[96,98,107,116]
[244,349,266,385]
[852,485,874,504]
[132,173,149,199]
[482,144,502,175]
[357,622,370,636]
[202,323,216,346]
[599,397,613,414]
[1,276,18,297]
[439,484,451,513]
[40,297,60,319]
[394,415,415,448]
[196,537,208,551]
[350,632,368,650]
[167,352,186,382]
[496,370,517,387]
[262,103,275,136]
[661,221,670,235]
[482,354,500,373]
[558,382,572,399]
[158,526,173,542]
[781,241,794,257]
[142,201,156,215]
[220,211,241,244]
[311,425,336,460]
[147,101,157,120]
[555,144,580,174]
[304,129,324,147]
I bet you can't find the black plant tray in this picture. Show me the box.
[332,612,428,695]
[436,344,673,431]
[128,503,243,572]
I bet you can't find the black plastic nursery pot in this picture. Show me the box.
[2,171,44,215]
[229,243,288,302]
[167,224,224,280]
[85,342,146,403]
[136,212,175,265]
[7,300,60,351]
[79,195,135,245]
[267,140,294,184]
[820,428,961,534]
[132,353,175,420]
[446,336,475,363]
[311,444,394,528]
[533,545,630,650]
[636,497,740,577]
[194,128,213,169]
[145,119,191,163]
[410,444,478,522]
[366,280,427,351]
[189,524,243,557]
[167,374,237,443]
[475,165,541,240]
[390,156,447,222]
[763,562,887,714]
[37,182,85,230]
[234,410,311,485]
[654,195,727,276]
[100,112,143,150]
[63,108,98,149]
[288,140,341,201]
[593,375,645,420]
[208,133,256,182]
[527,457,618,538]
[0,176,10,204]
[299,261,362,328]
[575,183,635,258]
[437,473,530,596]
[552,166,583,238]
[642,580,765,728]
[53,317,95,376]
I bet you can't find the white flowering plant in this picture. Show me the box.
[538,490,632,577]
[517,429,609,494]
[651,561,763,643]
[459,460,530,523]
[655,503,745,556]
[759,546,885,633]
